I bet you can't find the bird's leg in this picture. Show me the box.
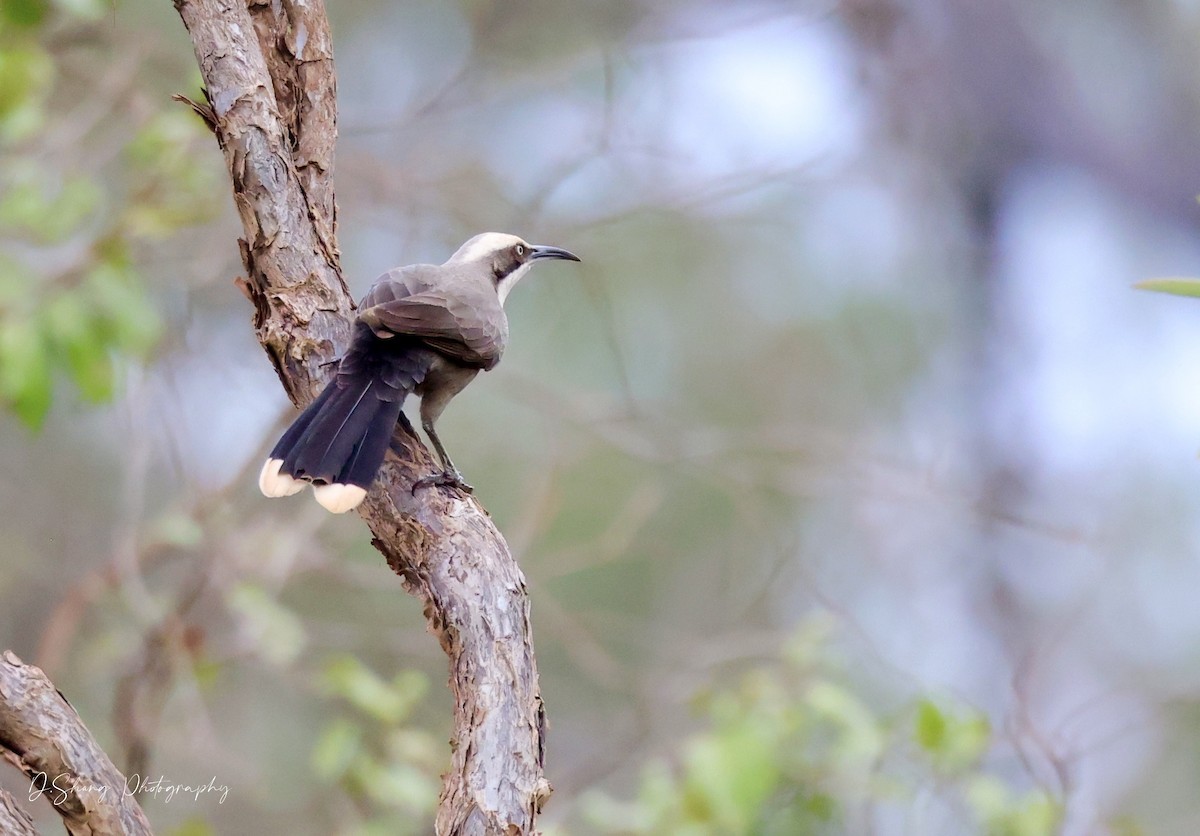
[412,420,473,494]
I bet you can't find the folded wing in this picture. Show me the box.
[358,268,506,370]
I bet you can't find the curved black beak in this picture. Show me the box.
[530,245,581,262]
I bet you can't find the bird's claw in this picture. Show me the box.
[411,470,474,495]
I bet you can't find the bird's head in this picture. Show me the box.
[447,232,580,305]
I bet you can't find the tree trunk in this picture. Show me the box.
[172,1,548,832]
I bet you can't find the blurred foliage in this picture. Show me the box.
[0,0,218,428]
[163,819,218,836]
[570,622,1063,836]
[313,655,441,835]
[227,582,308,667]
[1,0,1197,834]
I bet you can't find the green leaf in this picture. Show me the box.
[322,656,417,725]
[48,176,101,238]
[43,294,113,402]
[191,658,221,690]
[162,819,216,836]
[802,792,836,821]
[226,584,307,666]
[580,790,651,833]
[0,316,52,428]
[312,718,363,782]
[966,775,1011,821]
[363,761,439,813]
[0,171,99,242]
[122,110,220,236]
[149,510,205,548]
[634,759,679,828]
[0,44,53,122]
[384,727,439,768]
[65,345,113,402]
[0,254,33,305]
[805,679,884,764]
[85,261,162,354]
[126,109,198,166]
[1,0,49,28]
[1134,277,1200,298]
[915,699,947,753]
[682,725,779,829]
[999,793,1061,836]
[1107,815,1149,836]
[914,698,990,773]
[391,668,429,704]
[970,785,1061,836]
[0,178,44,231]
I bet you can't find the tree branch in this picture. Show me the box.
[0,651,152,835]
[0,787,37,836]
[172,1,548,832]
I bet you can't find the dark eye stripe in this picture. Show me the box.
[493,248,526,284]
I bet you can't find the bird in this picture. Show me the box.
[257,232,580,513]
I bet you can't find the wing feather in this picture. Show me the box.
[358,267,505,369]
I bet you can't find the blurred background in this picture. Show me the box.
[1,0,1199,833]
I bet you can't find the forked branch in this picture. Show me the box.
[171,1,548,832]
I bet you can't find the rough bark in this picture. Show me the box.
[171,1,548,833]
[0,786,37,836]
[0,651,152,835]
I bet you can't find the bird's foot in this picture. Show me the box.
[412,469,474,495]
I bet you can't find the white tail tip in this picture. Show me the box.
[313,483,367,514]
[259,458,305,497]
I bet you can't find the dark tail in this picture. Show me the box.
[259,330,432,513]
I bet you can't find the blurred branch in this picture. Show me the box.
[114,562,211,780]
[172,1,548,832]
[0,652,153,835]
